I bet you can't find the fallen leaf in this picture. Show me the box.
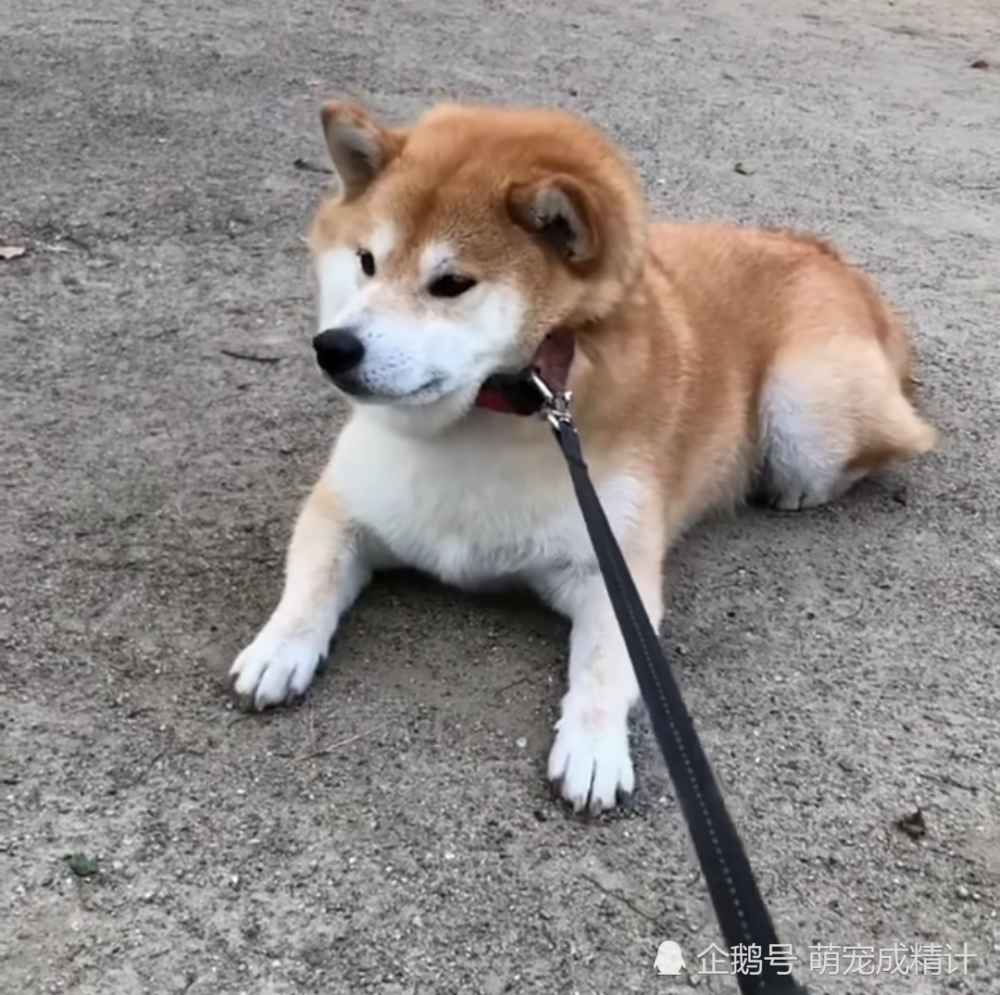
[895,808,927,840]
[63,852,101,877]
[0,245,27,261]
[970,58,989,70]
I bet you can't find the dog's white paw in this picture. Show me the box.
[547,699,634,814]
[230,623,329,710]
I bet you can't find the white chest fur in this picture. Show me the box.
[327,411,644,595]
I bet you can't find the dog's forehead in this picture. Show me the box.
[370,160,519,273]
[383,149,502,218]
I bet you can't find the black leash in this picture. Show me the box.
[491,370,811,995]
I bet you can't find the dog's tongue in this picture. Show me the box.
[474,334,574,415]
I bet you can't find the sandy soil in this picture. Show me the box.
[1,0,998,992]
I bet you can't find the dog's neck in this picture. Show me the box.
[473,256,656,418]
[473,330,577,415]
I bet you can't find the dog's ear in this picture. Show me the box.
[508,174,602,269]
[320,100,406,201]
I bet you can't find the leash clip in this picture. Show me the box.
[529,369,574,430]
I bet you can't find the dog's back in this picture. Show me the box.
[612,220,938,518]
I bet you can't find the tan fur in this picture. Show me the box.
[309,100,936,533]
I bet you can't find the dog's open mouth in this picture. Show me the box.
[474,333,575,415]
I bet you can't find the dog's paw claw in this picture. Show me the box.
[616,788,637,813]
[229,627,327,710]
[547,704,634,816]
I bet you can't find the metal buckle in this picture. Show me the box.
[529,369,574,430]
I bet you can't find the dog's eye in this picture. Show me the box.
[428,273,477,298]
[357,249,376,278]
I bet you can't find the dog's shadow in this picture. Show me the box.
[310,568,569,741]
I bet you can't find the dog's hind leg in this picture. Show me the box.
[758,336,937,512]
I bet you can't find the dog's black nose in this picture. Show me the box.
[313,327,365,376]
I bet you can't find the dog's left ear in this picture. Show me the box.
[508,174,602,269]
[320,100,406,202]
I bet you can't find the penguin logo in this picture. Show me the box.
[654,939,686,976]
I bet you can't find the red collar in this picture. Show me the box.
[474,383,524,413]
[473,333,575,415]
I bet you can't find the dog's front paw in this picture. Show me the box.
[229,623,329,710]
[547,698,634,815]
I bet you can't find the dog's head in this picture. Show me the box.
[308,100,648,432]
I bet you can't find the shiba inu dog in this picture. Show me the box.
[230,100,937,814]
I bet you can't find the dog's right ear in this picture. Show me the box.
[508,174,602,270]
[320,101,406,202]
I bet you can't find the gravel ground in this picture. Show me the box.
[1,1,998,993]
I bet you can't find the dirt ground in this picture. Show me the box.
[2,0,998,992]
